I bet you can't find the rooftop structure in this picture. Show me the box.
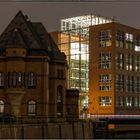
[61,14,114,36]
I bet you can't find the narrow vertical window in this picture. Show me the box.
[18,72,22,87]
[23,72,26,86]
[116,53,124,70]
[28,100,36,115]
[116,30,124,48]
[119,96,124,107]
[0,73,4,87]
[28,72,36,87]
[135,77,140,93]
[12,72,17,87]
[115,75,124,92]
[0,100,4,113]
[8,72,11,88]
[135,97,138,107]
[57,86,63,117]
[126,97,133,107]
[135,35,140,51]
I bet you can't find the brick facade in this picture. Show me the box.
[0,11,79,120]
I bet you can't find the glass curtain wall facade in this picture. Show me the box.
[60,14,113,112]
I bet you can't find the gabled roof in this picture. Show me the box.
[0,10,65,60]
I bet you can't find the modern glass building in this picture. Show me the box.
[51,14,114,112]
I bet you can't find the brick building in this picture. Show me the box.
[89,22,140,116]
[0,11,79,120]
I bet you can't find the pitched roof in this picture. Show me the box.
[0,10,65,60]
[5,28,26,46]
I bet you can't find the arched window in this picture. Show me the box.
[57,86,63,117]
[28,100,36,115]
[12,72,17,87]
[28,72,36,87]
[0,100,4,113]
[0,73,4,87]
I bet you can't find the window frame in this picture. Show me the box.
[0,100,4,113]
[28,72,37,88]
[0,72,5,88]
[28,100,36,116]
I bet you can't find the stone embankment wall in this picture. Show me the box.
[0,122,94,139]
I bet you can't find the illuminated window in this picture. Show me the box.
[99,74,112,91]
[126,42,133,50]
[0,73,4,87]
[70,79,80,89]
[125,33,133,42]
[135,35,140,51]
[116,53,124,70]
[28,100,36,115]
[135,56,140,72]
[57,86,63,117]
[99,52,111,69]
[135,97,138,107]
[28,72,36,87]
[135,77,140,93]
[99,30,112,47]
[135,97,140,107]
[99,96,112,106]
[125,54,133,71]
[0,100,4,113]
[116,30,124,48]
[126,76,134,93]
[116,96,125,107]
[116,40,124,48]
[116,75,124,92]
[126,96,134,107]
[100,30,111,40]
[57,86,63,103]
[125,33,133,50]
[119,96,125,107]
[18,72,22,87]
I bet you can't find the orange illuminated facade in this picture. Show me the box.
[89,22,140,116]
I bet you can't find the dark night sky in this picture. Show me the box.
[0,1,140,33]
